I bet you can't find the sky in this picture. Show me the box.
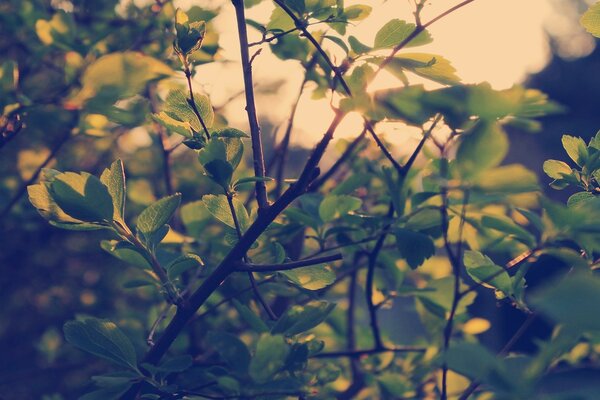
[180,0,595,146]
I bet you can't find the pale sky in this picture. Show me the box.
[178,0,595,146]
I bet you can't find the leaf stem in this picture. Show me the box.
[183,65,211,140]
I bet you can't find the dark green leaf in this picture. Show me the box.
[50,171,114,223]
[374,19,432,49]
[456,122,508,179]
[136,193,181,236]
[281,265,336,290]
[100,160,126,222]
[63,318,138,371]
[206,331,251,374]
[463,250,512,296]
[531,273,600,332]
[249,334,289,383]
[394,228,435,269]
[271,301,335,336]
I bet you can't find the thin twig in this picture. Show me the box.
[401,114,442,177]
[366,203,395,349]
[458,314,537,400]
[364,122,404,177]
[226,193,276,320]
[439,169,466,400]
[183,66,211,140]
[237,252,343,272]
[308,128,367,192]
[312,346,426,358]
[147,305,173,346]
[232,0,269,212]
[272,0,352,96]
[338,269,365,400]
[0,127,73,220]
[140,107,347,368]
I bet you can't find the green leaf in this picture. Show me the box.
[348,35,372,54]
[157,89,214,137]
[234,176,274,189]
[174,9,206,56]
[28,170,98,228]
[198,137,244,181]
[374,19,432,49]
[211,127,249,138]
[136,193,181,236]
[343,4,372,21]
[456,122,508,179]
[249,334,289,384]
[324,35,349,54]
[319,194,362,222]
[157,355,193,374]
[567,192,596,208]
[480,215,536,247]
[100,160,126,222]
[202,194,250,231]
[444,341,500,381]
[267,6,295,31]
[232,299,270,333]
[581,2,600,38]
[562,135,588,167]
[531,273,600,332]
[394,228,435,269]
[463,250,513,296]
[166,254,203,279]
[63,318,138,371]
[281,265,336,290]
[387,53,460,85]
[271,301,335,336]
[543,159,572,180]
[206,331,251,374]
[70,52,172,106]
[101,240,151,269]
[474,164,539,194]
[50,171,114,223]
[204,159,234,188]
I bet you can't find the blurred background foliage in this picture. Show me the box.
[1,0,600,398]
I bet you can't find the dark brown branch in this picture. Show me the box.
[439,182,465,400]
[312,346,426,358]
[338,269,365,400]
[226,193,276,320]
[401,114,442,177]
[309,128,367,192]
[237,252,343,272]
[364,122,404,177]
[232,0,269,212]
[141,109,346,366]
[366,203,395,349]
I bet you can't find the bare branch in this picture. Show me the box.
[237,252,343,272]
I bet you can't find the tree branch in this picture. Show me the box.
[237,252,343,272]
[232,0,269,212]
[141,109,346,366]
[312,346,426,358]
[366,203,395,349]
